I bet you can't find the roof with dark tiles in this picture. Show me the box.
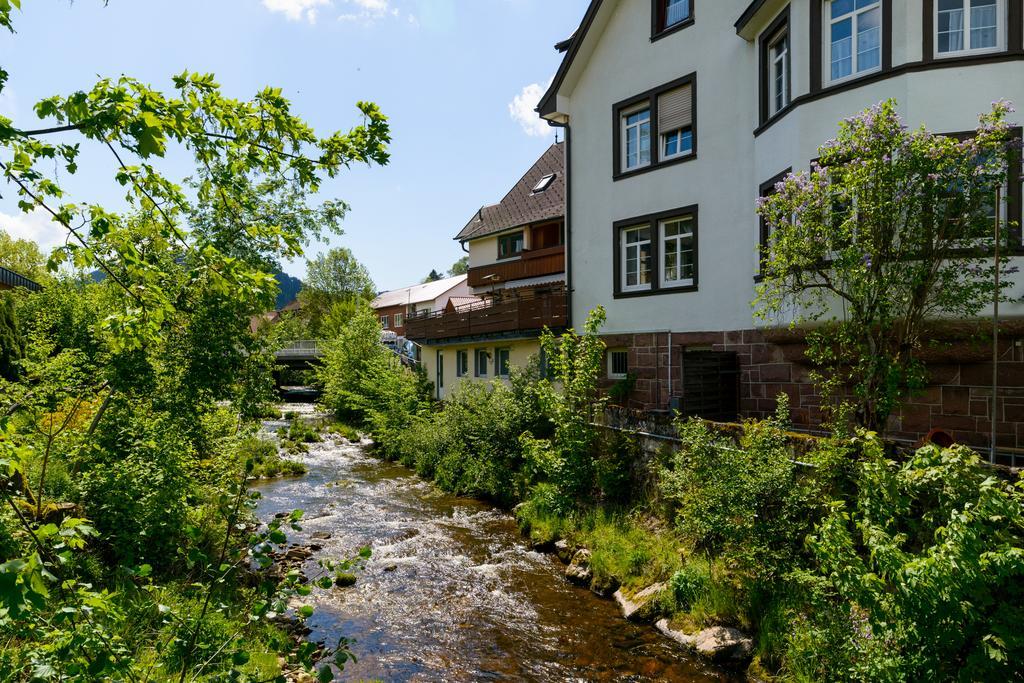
[455,142,565,242]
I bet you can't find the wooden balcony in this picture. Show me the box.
[405,285,568,343]
[466,245,565,288]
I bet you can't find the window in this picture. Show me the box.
[758,169,792,278]
[658,85,694,161]
[614,75,696,179]
[380,315,389,328]
[620,226,652,291]
[769,28,790,116]
[474,348,491,377]
[436,350,444,391]
[661,217,695,287]
[937,0,1001,55]
[654,0,692,35]
[531,173,556,194]
[828,0,881,83]
[621,106,651,171]
[531,221,564,250]
[614,205,699,297]
[498,232,524,259]
[495,348,511,378]
[456,350,469,377]
[608,350,629,380]
[394,313,403,328]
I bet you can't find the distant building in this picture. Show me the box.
[0,265,42,292]
[406,144,567,399]
[371,275,474,339]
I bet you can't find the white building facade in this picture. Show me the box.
[539,0,1024,448]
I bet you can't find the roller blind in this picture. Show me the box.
[658,84,692,134]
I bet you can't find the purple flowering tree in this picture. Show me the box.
[756,99,1018,433]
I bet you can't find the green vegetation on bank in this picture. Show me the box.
[319,302,1024,681]
[0,2,390,677]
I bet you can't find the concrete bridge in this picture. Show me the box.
[274,340,325,367]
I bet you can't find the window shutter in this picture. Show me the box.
[659,84,692,134]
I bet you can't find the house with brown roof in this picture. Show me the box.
[406,143,568,399]
[371,274,474,338]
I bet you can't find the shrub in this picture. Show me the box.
[660,417,814,582]
[799,437,1024,681]
[669,559,711,611]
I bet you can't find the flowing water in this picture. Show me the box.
[254,405,732,682]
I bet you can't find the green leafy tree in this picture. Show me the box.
[757,100,1018,432]
[0,292,23,381]
[448,255,469,277]
[0,2,390,679]
[298,246,375,336]
[522,307,607,513]
[422,268,443,283]
[0,229,49,283]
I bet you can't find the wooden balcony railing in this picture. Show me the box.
[466,245,565,287]
[404,285,568,342]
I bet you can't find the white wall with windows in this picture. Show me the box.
[421,339,542,400]
[543,0,1024,337]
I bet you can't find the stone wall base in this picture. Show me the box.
[601,324,1024,452]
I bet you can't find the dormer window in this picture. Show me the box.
[653,0,693,38]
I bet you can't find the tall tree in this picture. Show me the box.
[298,247,375,335]
[448,255,468,276]
[756,100,1017,432]
[422,269,443,283]
[0,229,49,283]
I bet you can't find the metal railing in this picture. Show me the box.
[275,340,325,358]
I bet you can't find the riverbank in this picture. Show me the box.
[255,407,729,681]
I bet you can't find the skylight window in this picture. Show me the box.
[531,173,556,194]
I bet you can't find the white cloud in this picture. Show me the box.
[0,208,66,253]
[338,0,411,24]
[261,0,330,24]
[509,78,554,138]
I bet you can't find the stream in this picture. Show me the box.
[253,404,730,682]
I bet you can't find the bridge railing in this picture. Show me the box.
[275,340,325,358]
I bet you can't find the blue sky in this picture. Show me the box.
[0,0,587,291]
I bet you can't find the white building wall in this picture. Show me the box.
[559,0,1024,335]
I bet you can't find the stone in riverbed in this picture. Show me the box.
[310,531,331,540]
[554,539,574,563]
[613,582,667,622]
[655,619,754,664]
[565,549,592,585]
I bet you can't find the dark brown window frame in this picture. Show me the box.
[497,231,525,260]
[810,0,893,95]
[612,204,699,299]
[758,6,791,127]
[612,73,698,182]
[756,167,792,281]
[755,1,1023,137]
[944,127,1024,251]
[651,0,695,42]
[924,0,1024,63]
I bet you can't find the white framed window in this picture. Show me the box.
[769,28,790,115]
[661,217,695,288]
[608,349,629,380]
[658,85,694,161]
[474,349,490,378]
[620,226,652,291]
[394,313,403,328]
[621,106,651,172]
[828,0,882,84]
[456,350,469,377]
[937,0,1002,56]
[495,348,511,378]
[380,315,389,328]
[662,0,691,30]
